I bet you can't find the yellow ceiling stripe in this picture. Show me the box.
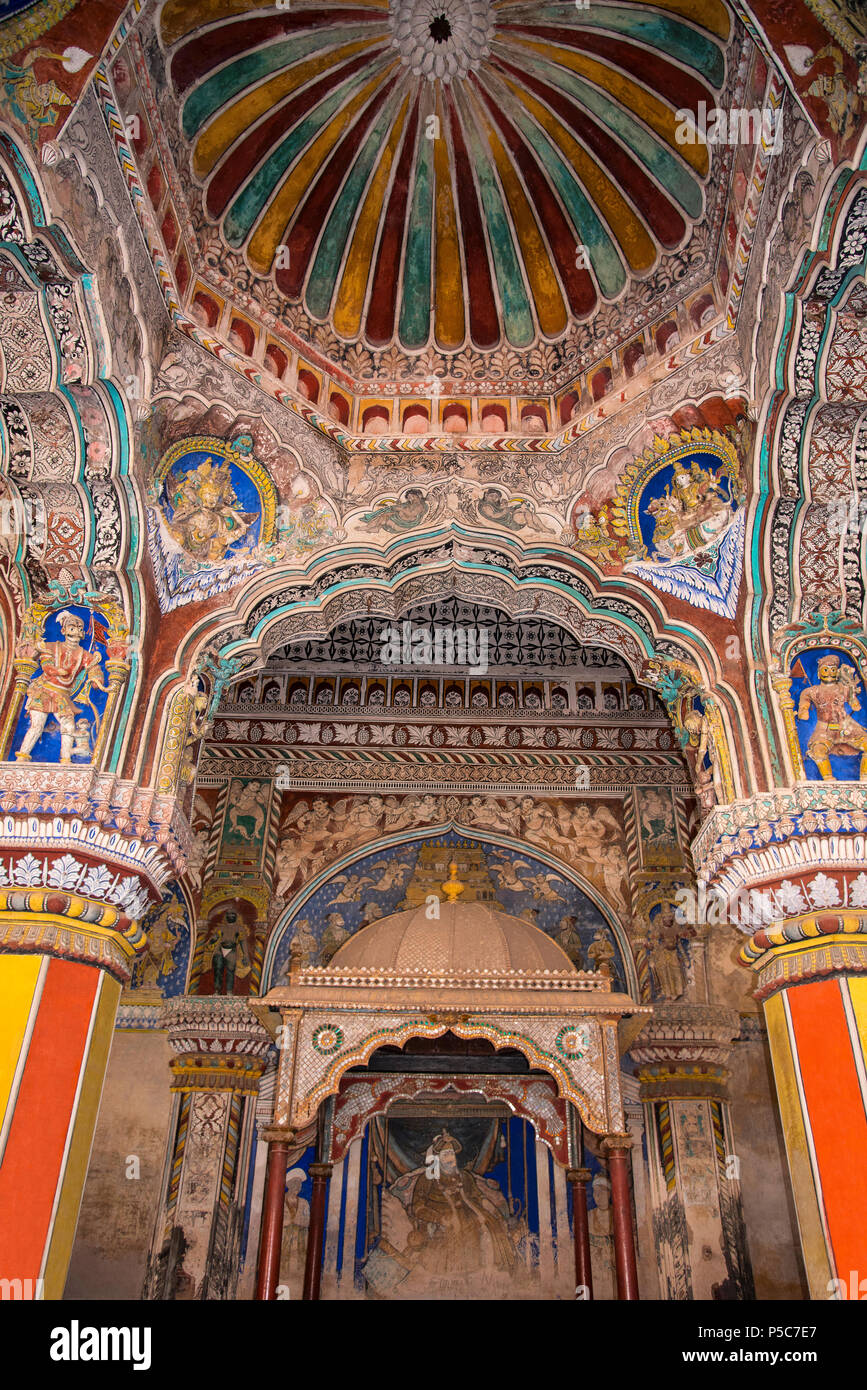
[502,75,656,273]
[333,94,410,339]
[511,38,708,177]
[193,36,385,179]
[467,87,566,338]
[433,90,465,351]
[247,65,396,275]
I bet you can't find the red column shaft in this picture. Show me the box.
[607,1144,639,1300]
[256,1139,289,1300]
[568,1169,593,1299]
[302,1163,331,1302]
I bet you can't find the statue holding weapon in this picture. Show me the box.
[16,609,108,764]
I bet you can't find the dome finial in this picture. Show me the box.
[441,861,465,903]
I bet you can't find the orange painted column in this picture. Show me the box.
[745,934,867,1299]
[0,951,121,1299]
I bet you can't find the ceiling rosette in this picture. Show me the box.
[163,0,729,355]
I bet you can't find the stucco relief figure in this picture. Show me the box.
[645,462,734,562]
[796,654,867,780]
[16,610,108,764]
[164,456,256,562]
[276,798,346,890]
[473,488,557,534]
[185,828,209,894]
[278,1168,309,1298]
[648,902,693,999]
[365,1131,521,1298]
[683,705,724,810]
[284,918,318,968]
[360,488,430,533]
[320,912,351,962]
[554,915,584,968]
[588,1173,615,1300]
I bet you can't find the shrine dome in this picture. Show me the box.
[329,901,576,975]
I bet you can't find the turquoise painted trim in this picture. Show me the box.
[747,174,867,782]
[306,83,406,319]
[398,108,432,349]
[223,55,393,247]
[513,47,704,220]
[102,379,140,775]
[506,3,725,86]
[181,25,385,138]
[262,822,639,996]
[0,133,45,223]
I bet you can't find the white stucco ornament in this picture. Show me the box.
[389,0,495,82]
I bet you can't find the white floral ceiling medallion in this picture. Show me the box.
[389,0,495,81]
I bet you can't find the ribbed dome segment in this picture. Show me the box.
[163,0,728,356]
[330,902,575,974]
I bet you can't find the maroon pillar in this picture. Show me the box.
[567,1168,593,1299]
[256,1135,290,1300]
[605,1136,639,1300]
[302,1162,332,1302]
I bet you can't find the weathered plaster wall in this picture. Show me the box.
[64,1030,173,1299]
[728,1029,808,1300]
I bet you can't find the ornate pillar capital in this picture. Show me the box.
[601,1132,633,1155]
[629,1003,740,1099]
[0,767,190,982]
[165,996,273,1092]
[692,785,867,901]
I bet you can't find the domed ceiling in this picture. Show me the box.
[106,0,772,433]
[163,0,726,355]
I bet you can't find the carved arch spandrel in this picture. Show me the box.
[280,1013,615,1137]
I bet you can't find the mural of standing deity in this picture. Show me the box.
[8,598,129,766]
[792,650,867,781]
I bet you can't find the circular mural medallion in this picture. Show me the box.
[555,1024,590,1061]
[312,1024,344,1055]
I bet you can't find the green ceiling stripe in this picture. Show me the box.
[515,47,704,220]
[182,24,385,138]
[398,119,433,349]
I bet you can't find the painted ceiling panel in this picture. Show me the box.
[162,0,729,357]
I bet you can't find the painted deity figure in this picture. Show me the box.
[165,457,255,563]
[649,901,691,999]
[16,610,108,764]
[647,463,733,561]
[796,653,867,780]
[134,902,183,993]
